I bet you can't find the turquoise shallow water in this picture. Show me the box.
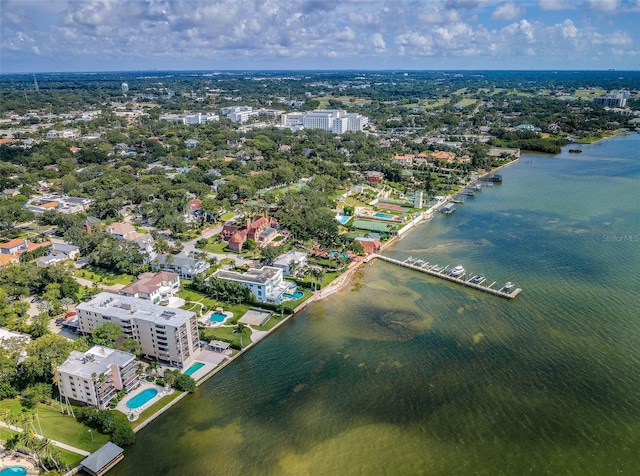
[113,134,640,475]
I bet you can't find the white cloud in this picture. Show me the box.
[371,33,386,49]
[585,0,621,10]
[1,0,639,71]
[560,19,578,38]
[492,2,525,21]
[538,0,575,10]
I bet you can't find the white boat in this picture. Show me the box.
[502,282,515,290]
[449,265,465,277]
[471,274,485,283]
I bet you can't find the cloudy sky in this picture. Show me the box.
[1,0,639,72]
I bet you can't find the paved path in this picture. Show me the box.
[0,421,90,456]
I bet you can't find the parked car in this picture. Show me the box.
[64,312,77,318]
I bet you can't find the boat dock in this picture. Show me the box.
[366,254,522,299]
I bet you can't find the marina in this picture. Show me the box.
[366,254,522,299]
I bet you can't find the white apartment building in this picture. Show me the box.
[281,112,306,127]
[222,106,259,123]
[46,129,81,139]
[213,266,293,304]
[57,346,139,409]
[301,110,369,134]
[76,293,199,368]
[159,113,219,124]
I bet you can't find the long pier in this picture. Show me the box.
[366,254,522,300]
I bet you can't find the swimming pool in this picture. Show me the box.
[126,388,158,409]
[337,215,352,225]
[373,212,395,219]
[184,362,204,376]
[0,467,27,476]
[209,312,227,323]
[283,291,304,300]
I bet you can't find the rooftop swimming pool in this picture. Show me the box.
[0,467,27,476]
[209,312,227,323]
[373,212,395,219]
[126,388,158,410]
[184,362,204,376]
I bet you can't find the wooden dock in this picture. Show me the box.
[366,254,522,300]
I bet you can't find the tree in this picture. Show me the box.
[91,323,122,348]
[111,421,136,446]
[121,338,140,356]
[21,334,81,385]
[173,374,196,393]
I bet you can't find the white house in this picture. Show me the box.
[272,250,308,276]
[119,271,180,305]
[213,266,293,304]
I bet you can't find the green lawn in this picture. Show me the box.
[200,325,251,349]
[74,266,135,286]
[203,240,234,254]
[0,399,110,453]
[220,211,236,221]
[179,288,250,320]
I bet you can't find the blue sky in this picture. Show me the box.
[1,0,639,72]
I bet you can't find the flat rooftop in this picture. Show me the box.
[214,266,281,285]
[77,292,195,326]
[58,346,134,379]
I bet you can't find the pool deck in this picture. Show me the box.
[199,310,233,328]
[116,382,166,418]
[0,452,39,475]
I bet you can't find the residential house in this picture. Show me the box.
[221,215,279,252]
[1,238,28,255]
[272,250,308,276]
[119,271,180,305]
[354,237,382,255]
[151,252,210,279]
[56,346,139,409]
[76,293,200,368]
[107,222,156,259]
[365,171,384,183]
[213,266,293,304]
[52,243,80,260]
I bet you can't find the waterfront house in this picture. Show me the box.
[213,266,292,304]
[272,250,308,276]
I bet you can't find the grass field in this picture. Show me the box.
[0,399,110,452]
[74,267,135,286]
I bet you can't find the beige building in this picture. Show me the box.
[76,293,199,368]
[57,346,139,409]
[119,271,180,304]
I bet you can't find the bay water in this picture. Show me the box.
[113,134,640,475]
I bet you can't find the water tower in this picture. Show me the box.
[121,83,129,95]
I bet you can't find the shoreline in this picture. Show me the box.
[125,158,521,436]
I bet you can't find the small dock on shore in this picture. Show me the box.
[366,254,522,300]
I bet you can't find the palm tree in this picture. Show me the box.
[51,364,65,414]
